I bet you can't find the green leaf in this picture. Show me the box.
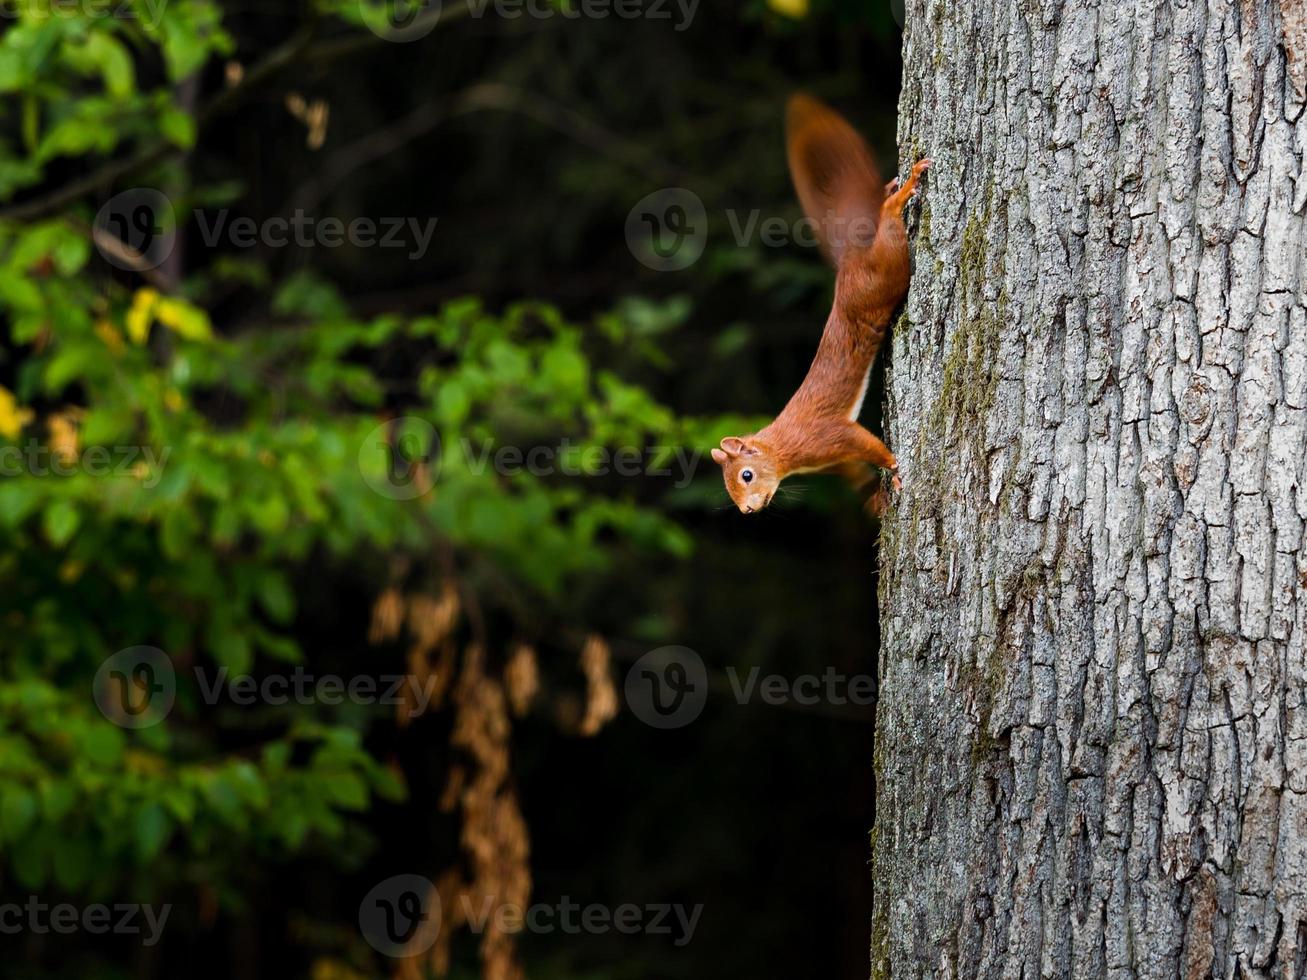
[255,571,295,624]
[65,32,136,98]
[321,772,369,811]
[372,767,407,802]
[206,617,252,674]
[272,270,349,319]
[36,113,119,164]
[161,506,197,561]
[436,380,471,427]
[0,786,38,841]
[135,803,171,859]
[159,106,196,148]
[78,725,125,767]
[540,343,589,393]
[43,499,81,546]
[39,780,77,821]
[246,493,289,535]
[0,46,29,93]
[52,835,92,890]
[11,834,48,889]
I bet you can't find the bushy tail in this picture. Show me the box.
[785,93,885,268]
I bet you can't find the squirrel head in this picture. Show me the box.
[711,437,780,514]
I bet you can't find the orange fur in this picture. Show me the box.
[714,95,929,515]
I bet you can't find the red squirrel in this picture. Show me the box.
[712,94,929,515]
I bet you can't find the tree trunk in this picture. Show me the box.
[875,0,1307,976]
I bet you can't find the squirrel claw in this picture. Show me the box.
[891,473,903,493]
[886,158,933,211]
[909,161,931,198]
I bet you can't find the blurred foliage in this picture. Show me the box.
[0,0,734,966]
[0,0,902,976]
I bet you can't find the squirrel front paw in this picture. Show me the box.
[884,158,932,214]
[907,158,931,199]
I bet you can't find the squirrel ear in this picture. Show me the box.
[711,448,729,466]
[720,437,746,456]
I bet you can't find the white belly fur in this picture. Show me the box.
[849,366,872,421]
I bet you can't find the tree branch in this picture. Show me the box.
[0,2,476,223]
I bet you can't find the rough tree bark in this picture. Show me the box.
[874,0,1306,977]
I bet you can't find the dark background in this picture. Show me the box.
[1,0,905,976]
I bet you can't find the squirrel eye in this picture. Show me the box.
[741,469,754,484]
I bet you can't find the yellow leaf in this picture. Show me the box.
[95,318,125,354]
[0,386,34,440]
[154,296,213,342]
[126,288,160,345]
[311,959,367,980]
[768,0,809,16]
[48,412,80,464]
[123,749,167,775]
